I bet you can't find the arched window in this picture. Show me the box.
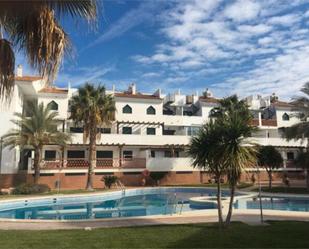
[122,104,132,114]
[282,113,289,121]
[147,106,156,115]
[47,101,58,111]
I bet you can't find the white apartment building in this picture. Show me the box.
[0,69,306,188]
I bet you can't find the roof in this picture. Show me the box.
[114,92,162,100]
[199,96,219,103]
[38,87,68,94]
[15,76,43,82]
[272,100,294,108]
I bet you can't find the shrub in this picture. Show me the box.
[150,172,167,185]
[102,175,118,189]
[12,183,51,195]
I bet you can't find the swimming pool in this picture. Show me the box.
[0,187,235,220]
[0,187,308,220]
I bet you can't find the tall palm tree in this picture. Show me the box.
[211,96,257,226]
[2,102,71,184]
[70,83,116,190]
[188,120,226,228]
[294,151,309,190]
[0,1,97,100]
[257,146,283,189]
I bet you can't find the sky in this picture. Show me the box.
[18,0,309,100]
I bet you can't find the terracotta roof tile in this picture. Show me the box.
[114,92,161,100]
[272,101,294,108]
[15,76,43,82]
[199,96,219,103]
[38,87,68,94]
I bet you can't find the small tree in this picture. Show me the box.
[294,151,309,190]
[150,172,167,186]
[102,175,118,189]
[257,146,283,189]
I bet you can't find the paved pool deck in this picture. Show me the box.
[0,209,308,230]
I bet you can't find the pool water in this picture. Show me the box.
[0,188,230,220]
[235,197,309,212]
[0,188,308,220]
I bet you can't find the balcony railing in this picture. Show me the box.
[33,158,146,169]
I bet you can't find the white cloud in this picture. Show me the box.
[237,24,272,35]
[223,0,261,22]
[268,13,301,26]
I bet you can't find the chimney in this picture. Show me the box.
[17,65,23,77]
[154,88,161,97]
[130,83,136,94]
[112,84,115,93]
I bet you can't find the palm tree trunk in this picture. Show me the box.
[267,170,272,189]
[216,175,224,228]
[225,184,236,227]
[306,169,309,191]
[33,147,42,184]
[86,131,96,190]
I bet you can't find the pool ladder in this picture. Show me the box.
[165,194,184,215]
[116,180,126,195]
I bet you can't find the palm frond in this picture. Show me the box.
[0,38,15,100]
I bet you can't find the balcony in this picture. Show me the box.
[261,119,277,127]
[32,158,146,170]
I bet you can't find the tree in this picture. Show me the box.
[0,1,97,100]
[188,120,226,228]
[210,95,257,226]
[294,151,309,190]
[283,82,309,187]
[2,102,70,184]
[70,83,116,190]
[257,146,283,189]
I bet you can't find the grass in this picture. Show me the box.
[259,186,309,195]
[0,221,308,248]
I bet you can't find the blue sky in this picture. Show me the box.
[19,0,309,99]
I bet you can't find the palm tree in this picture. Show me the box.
[294,151,309,190]
[257,146,283,189]
[188,120,226,228]
[70,84,116,190]
[0,1,97,100]
[211,96,257,226]
[283,82,309,188]
[2,102,71,184]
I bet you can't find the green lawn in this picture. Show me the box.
[0,221,308,249]
[260,187,309,195]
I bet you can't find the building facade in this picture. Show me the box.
[0,71,306,189]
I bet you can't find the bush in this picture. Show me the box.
[102,175,118,189]
[12,183,51,195]
[150,172,167,185]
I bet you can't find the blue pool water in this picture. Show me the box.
[0,188,308,220]
[0,188,230,220]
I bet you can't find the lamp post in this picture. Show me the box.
[257,164,264,223]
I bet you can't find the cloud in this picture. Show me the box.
[56,65,115,87]
[223,0,261,22]
[130,0,309,99]
[86,1,162,48]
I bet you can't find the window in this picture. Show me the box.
[122,127,132,134]
[97,151,113,158]
[122,105,132,114]
[47,101,58,111]
[164,151,172,158]
[147,106,156,115]
[123,150,133,159]
[100,128,111,134]
[44,150,56,160]
[282,113,290,121]
[151,150,156,158]
[67,150,85,158]
[287,152,294,160]
[70,127,83,133]
[147,127,156,135]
